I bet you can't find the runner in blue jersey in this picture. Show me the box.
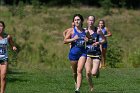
[64,14,87,93]
[98,20,112,68]
[0,21,17,93]
[85,16,106,91]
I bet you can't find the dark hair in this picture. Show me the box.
[72,14,84,23]
[72,14,84,27]
[0,21,5,29]
[99,20,105,27]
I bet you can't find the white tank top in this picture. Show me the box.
[0,38,8,60]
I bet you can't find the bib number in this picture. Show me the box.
[0,47,6,55]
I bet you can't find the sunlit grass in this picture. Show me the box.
[6,68,140,93]
[0,6,140,68]
[0,5,140,93]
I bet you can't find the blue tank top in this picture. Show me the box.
[102,27,107,35]
[99,27,107,41]
[71,27,86,48]
[0,38,8,60]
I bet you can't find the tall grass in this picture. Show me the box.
[0,5,140,69]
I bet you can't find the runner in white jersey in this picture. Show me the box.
[0,21,17,93]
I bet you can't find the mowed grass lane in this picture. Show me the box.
[6,68,140,93]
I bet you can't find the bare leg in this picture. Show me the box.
[76,56,86,91]
[101,48,107,67]
[70,61,78,83]
[100,45,103,68]
[91,59,100,76]
[0,62,8,93]
[85,57,93,91]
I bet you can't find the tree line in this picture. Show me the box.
[0,0,140,9]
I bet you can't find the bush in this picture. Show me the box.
[129,49,140,68]
[106,36,123,68]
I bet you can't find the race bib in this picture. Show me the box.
[76,40,85,47]
[86,45,96,52]
[0,46,6,55]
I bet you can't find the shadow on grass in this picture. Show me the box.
[7,70,28,83]
[7,77,28,83]
[93,92,109,93]
[93,90,123,93]
[8,70,26,75]
[93,91,118,93]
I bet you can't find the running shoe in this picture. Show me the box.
[75,90,80,93]
[75,89,80,93]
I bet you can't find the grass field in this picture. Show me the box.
[6,67,140,93]
[0,5,140,93]
[0,6,140,68]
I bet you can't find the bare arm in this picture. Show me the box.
[63,28,72,37]
[7,35,17,51]
[94,28,106,45]
[99,31,106,44]
[105,27,112,37]
[63,28,78,44]
[63,21,74,38]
